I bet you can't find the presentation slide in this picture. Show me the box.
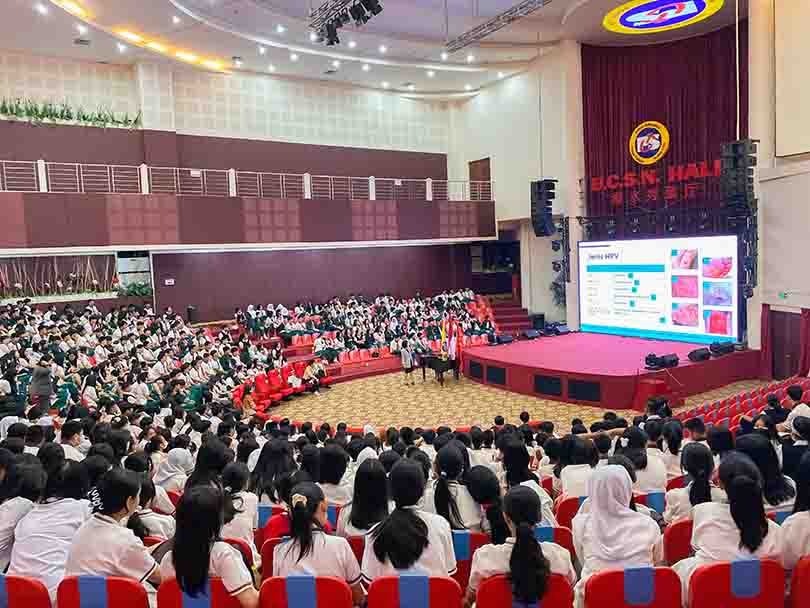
[578,235,739,344]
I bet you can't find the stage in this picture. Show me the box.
[462,333,761,410]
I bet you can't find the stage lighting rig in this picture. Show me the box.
[445,0,552,53]
[311,0,384,45]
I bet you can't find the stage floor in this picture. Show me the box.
[463,333,761,410]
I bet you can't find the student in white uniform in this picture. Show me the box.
[66,469,161,592]
[248,439,298,506]
[559,438,598,498]
[663,442,726,525]
[672,452,785,605]
[221,462,260,567]
[501,439,557,526]
[466,485,577,608]
[736,433,797,513]
[423,444,482,531]
[336,458,390,538]
[0,464,46,571]
[272,482,365,605]
[152,448,194,494]
[572,465,663,608]
[160,486,258,608]
[660,421,685,481]
[59,420,86,462]
[781,452,810,571]
[8,462,92,603]
[317,444,353,507]
[617,427,667,494]
[128,476,176,540]
[361,460,457,582]
[465,466,511,543]
[124,452,176,516]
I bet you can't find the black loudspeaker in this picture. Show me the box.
[688,348,711,362]
[555,324,570,336]
[497,335,515,345]
[530,179,557,236]
[532,314,546,330]
[186,305,198,324]
[523,329,540,340]
[710,342,735,357]
[645,353,679,369]
[660,354,679,368]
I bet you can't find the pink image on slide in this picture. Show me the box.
[672,304,699,327]
[672,249,698,270]
[705,310,733,335]
[671,276,698,299]
[703,257,733,279]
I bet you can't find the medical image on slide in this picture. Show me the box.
[671,249,699,270]
[703,282,733,307]
[702,257,733,279]
[672,303,699,327]
[671,276,698,299]
[704,310,733,336]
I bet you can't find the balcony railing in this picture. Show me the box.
[0,159,494,202]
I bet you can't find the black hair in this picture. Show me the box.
[4,462,46,502]
[284,481,326,562]
[277,470,314,508]
[569,437,598,468]
[503,485,551,603]
[466,465,509,544]
[371,460,429,569]
[736,433,796,507]
[222,461,249,494]
[299,444,321,481]
[685,418,706,436]
[123,451,153,475]
[87,443,115,464]
[752,414,779,443]
[61,420,83,443]
[319,444,349,485]
[186,438,230,490]
[408,449,432,482]
[618,427,648,472]
[707,426,735,459]
[350,459,390,531]
[662,420,683,456]
[792,451,810,515]
[502,439,538,487]
[593,433,612,456]
[45,461,89,500]
[83,454,112,487]
[788,385,804,402]
[92,468,141,516]
[249,439,297,503]
[645,419,663,445]
[542,437,562,463]
[37,442,66,476]
[718,452,769,553]
[108,429,133,463]
[379,449,401,474]
[432,444,467,529]
[519,411,530,424]
[681,442,714,506]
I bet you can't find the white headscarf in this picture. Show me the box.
[153,448,194,487]
[356,447,378,467]
[574,465,660,561]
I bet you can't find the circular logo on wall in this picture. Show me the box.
[603,0,725,35]
[629,121,670,165]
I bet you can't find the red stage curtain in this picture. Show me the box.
[760,303,773,379]
[582,24,748,216]
[798,308,810,377]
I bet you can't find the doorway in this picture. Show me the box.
[468,158,491,201]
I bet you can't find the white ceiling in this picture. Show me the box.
[0,0,745,95]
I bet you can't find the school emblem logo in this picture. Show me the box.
[629,121,670,165]
[603,0,725,35]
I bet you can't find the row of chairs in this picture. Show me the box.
[6,558,808,608]
[231,361,336,412]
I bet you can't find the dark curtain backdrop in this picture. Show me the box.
[799,309,810,377]
[760,304,773,379]
[582,23,748,216]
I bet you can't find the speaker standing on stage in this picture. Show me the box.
[400,340,415,386]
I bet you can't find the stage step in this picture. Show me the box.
[494,312,531,323]
[326,357,403,384]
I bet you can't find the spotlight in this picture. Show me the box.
[552,261,563,273]
[440,51,448,61]
[381,81,390,88]
[117,43,127,53]
[332,59,341,68]
[290,53,299,61]
[309,31,319,42]
[259,46,266,55]
[427,70,435,78]
[35,3,48,15]
[497,71,505,79]
[172,15,181,25]
[348,40,357,48]
[362,63,370,71]
[339,11,351,25]
[360,0,384,16]
[276,24,286,34]
[378,44,387,53]
[551,240,562,252]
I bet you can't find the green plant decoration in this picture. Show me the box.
[115,281,154,297]
[0,97,141,129]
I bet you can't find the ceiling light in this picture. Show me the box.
[233,57,243,67]
[465,84,472,91]
[259,46,266,55]
[440,52,448,61]
[117,43,127,53]
[362,63,370,72]
[60,1,85,16]
[172,15,181,25]
[34,3,48,15]
[76,23,87,35]
[268,64,276,72]
[427,70,435,78]
[407,84,416,91]
[381,81,390,89]
[466,54,475,63]
[276,24,286,34]
[176,51,198,62]
[147,41,167,52]
[378,44,387,54]
[332,59,341,68]
[348,40,357,49]
[290,53,299,62]
[497,71,505,78]
[119,31,143,43]
[309,31,319,41]
[201,60,223,70]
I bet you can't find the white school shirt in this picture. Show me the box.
[221,492,260,565]
[135,509,176,540]
[336,502,387,538]
[8,498,92,602]
[272,532,361,585]
[519,480,558,526]
[318,482,353,508]
[560,464,595,498]
[763,476,797,514]
[672,502,784,606]
[633,453,668,494]
[361,507,457,582]
[160,542,254,597]
[659,449,682,480]
[422,480,484,532]
[65,514,158,584]
[62,443,85,462]
[0,497,35,571]
[156,473,187,495]
[468,538,577,593]
[662,484,727,524]
[780,511,810,571]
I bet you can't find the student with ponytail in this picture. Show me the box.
[465,466,510,544]
[780,451,810,571]
[661,420,684,480]
[273,481,365,605]
[465,485,576,608]
[663,442,726,524]
[362,459,457,582]
[672,452,784,603]
[424,443,480,530]
[736,433,796,513]
[128,474,176,539]
[501,438,557,525]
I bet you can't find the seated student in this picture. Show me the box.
[762,393,790,425]
[780,385,810,434]
[361,460,457,581]
[66,469,161,592]
[783,416,810,482]
[539,436,562,479]
[660,421,684,480]
[8,461,92,603]
[672,452,784,604]
[0,463,46,571]
[663,442,726,524]
[465,466,511,543]
[465,485,577,608]
[318,444,352,507]
[593,434,612,467]
[337,458,390,537]
[707,426,735,469]
[60,420,86,462]
[423,444,482,531]
[781,451,810,571]
[249,439,298,506]
[152,447,194,494]
[265,471,329,539]
[501,439,557,525]
[160,486,258,608]
[683,418,708,444]
[221,462,260,566]
[616,427,667,494]
[572,465,663,608]
[128,475,177,540]
[560,438,598,497]
[272,481,365,604]
[736,433,797,513]
[124,452,176,516]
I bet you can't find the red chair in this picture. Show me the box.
[584,567,682,608]
[663,519,694,565]
[294,361,308,377]
[789,556,810,608]
[360,349,371,361]
[157,577,241,608]
[555,496,585,530]
[766,510,792,525]
[58,576,149,608]
[347,536,365,567]
[144,535,168,547]
[338,351,350,364]
[261,537,290,581]
[326,505,342,529]
[167,490,182,507]
[635,492,666,513]
[268,369,294,399]
[292,335,302,346]
[223,538,254,569]
[380,346,392,358]
[0,575,51,608]
[476,574,572,608]
[255,505,287,550]
[349,350,362,363]
[541,475,554,497]
[666,476,686,491]
[260,576,353,608]
[687,559,784,608]
[450,530,490,592]
[534,526,577,562]
[367,575,463,608]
